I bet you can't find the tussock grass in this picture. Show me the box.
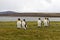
[0,21,60,40]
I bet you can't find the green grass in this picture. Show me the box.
[0,21,60,40]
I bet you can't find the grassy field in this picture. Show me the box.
[0,21,60,40]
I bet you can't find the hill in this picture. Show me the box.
[0,11,18,14]
[0,11,60,17]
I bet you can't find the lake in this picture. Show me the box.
[0,16,60,21]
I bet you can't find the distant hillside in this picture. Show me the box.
[0,11,19,14]
[0,11,60,17]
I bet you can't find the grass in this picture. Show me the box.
[0,21,60,40]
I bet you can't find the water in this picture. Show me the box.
[0,16,60,21]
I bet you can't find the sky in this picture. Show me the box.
[0,0,60,13]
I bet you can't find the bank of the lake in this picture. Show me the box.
[0,21,60,40]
